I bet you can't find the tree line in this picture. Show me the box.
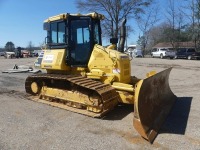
[0,41,41,52]
[137,0,200,51]
[75,0,200,51]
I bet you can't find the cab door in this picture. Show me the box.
[69,17,91,66]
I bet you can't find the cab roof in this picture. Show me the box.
[44,12,105,22]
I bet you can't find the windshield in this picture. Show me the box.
[178,48,186,52]
[51,21,65,44]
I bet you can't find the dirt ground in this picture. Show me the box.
[0,56,200,149]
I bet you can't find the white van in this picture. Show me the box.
[126,45,143,58]
[131,49,143,58]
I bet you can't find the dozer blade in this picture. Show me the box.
[133,67,177,143]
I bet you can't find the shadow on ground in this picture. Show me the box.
[103,96,192,137]
[160,97,192,135]
[102,104,133,120]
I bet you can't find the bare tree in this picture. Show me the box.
[27,41,34,51]
[75,0,153,40]
[180,0,196,47]
[182,0,200,49]
[142,0,200,49]
[147,24,165,47]
[195,0,200,49]
[136,2,160,51]
[38,41,46,49]
[164,0,177,49]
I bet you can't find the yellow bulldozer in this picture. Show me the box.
[25,12,177,143]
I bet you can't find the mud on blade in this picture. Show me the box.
[133,68,177,143]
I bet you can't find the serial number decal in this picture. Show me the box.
[43,55,54,61]
[112,68,120,74]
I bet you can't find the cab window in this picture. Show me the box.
[187,49,195,52]
[152,48,157,52]
[70,19,91,65]
[51,22,65,44]
[94,22,100,44]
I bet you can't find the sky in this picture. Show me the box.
[0,0,79,48]
[0,0,169,48]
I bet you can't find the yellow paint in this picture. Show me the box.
[41,49,69,71]
[116,90,134,104]
[87,44,131,84]
[134,80,143,118]
[39,86,119,113]
[39,44,136,104]
[40,86,102,112]
[27,12,177,142]
[107,44,117,49]
[31,82,39,94]
[44,12,105,22]
[40,49,89,75]
[146,70,156,78]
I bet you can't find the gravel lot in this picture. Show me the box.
[0,56,200,149]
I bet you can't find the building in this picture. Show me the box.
[153,42,195,50]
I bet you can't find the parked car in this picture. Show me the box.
[0,52,5,56]
[191,51,200,60]
[33,50,42,57]
[125,46,136,55]
[151,48,176,59]
[131,49,143,58]
[125,46,143,57]
[4,52,15,58]
[175,48,196,60]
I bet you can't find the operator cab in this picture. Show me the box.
[43,13,103,66]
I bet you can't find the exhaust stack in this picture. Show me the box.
[118,18,126,53]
